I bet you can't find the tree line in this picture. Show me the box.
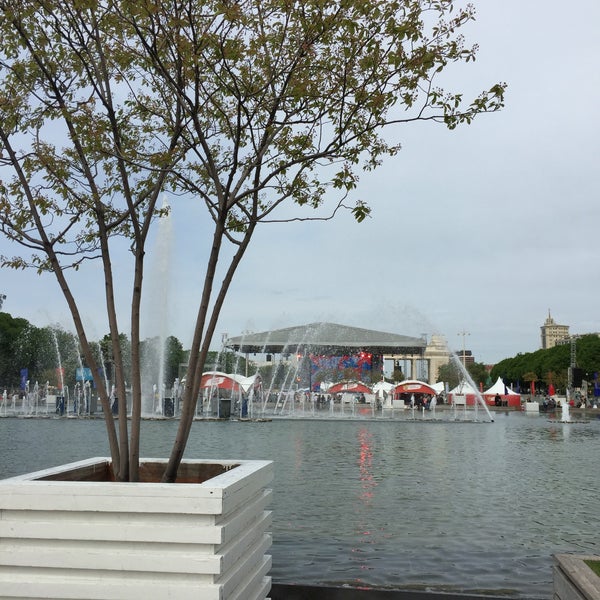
[6,308,597,398]
[489,335,600,393]
[0,311,185,394]
[436,335,600,394]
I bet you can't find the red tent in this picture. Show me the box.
[482,377,521,408]
[200,372,241,392]
[394,380,437,396]
[328,381,372,395]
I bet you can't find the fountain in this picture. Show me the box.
[141,198,174,417]
[547,389,589,424]
[449,351,494,422]
[561,395,571,422]
[216,321,499,423]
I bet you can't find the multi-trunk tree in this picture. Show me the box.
[0,0,505,481]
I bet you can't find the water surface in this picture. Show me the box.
[1,413,598,598]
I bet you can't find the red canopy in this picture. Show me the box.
[328,381,372,395]
[394,380,437,396]
[200,373,241,392]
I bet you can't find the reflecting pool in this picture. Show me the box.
[1,412,598,598]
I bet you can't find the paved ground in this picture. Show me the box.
[269,584,542,600]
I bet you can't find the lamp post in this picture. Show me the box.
[458,330,470,368]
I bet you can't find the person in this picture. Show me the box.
[494,392,501,407]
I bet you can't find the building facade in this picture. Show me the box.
[540,310,569,349]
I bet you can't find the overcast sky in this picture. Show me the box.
[2,0,599,365]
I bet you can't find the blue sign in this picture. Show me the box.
[76,367,93,382]
[20,368,28,390]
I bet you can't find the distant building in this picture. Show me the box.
[541,310,569,349]
[424,334,451,382]
[455,349,475,366]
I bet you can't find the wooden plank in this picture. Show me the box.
[219,514,272,572]
[0,519,269,576]
[220,489,272,545]
[0,540,223,575]
[0,515,223,545]
[230,573,271,600]
[0,461,272,515]
[220,466,274,515]
[0,491,226,514]
[221,552,272,600]
[0,570,223,600]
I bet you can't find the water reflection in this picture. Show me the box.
[0,414,598,598]
[351,428,377,585]
[357,427,375,506]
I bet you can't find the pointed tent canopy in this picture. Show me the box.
[484,376,519,396]
[327,381,372,395]
[449,381,479,395]
[225,322,426,356]
[372,380,395,395]
[394,380,437,396]
[483,376,521,407]
[447,381,479,406]
[430,382,446,394]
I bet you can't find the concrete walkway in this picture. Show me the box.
[270,584,543,600]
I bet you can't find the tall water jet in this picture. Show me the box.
[561,392,571,422]
[51,330,66,415]
[141,197,174,416]
[449,350,494,422]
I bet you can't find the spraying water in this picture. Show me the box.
[449,352,494,422]
[51,330,65,393]
[141,198,174,416]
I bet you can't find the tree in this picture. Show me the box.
[164,336,185,387]
[436,361,459,389]
[0,0,504,481]
[392,365,405,382]
[467,362,488,389]
[0,311,31,388]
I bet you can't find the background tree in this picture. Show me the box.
[490,336,600,392]
[203,349,246,376]
[522,371,538,393]
[392,365,405,383]
[435,360,487,391]
[0,0,504,481]
[164,336,185,387]
[99,333,132,392]
[0,312,31,389]
[467,362,489,390]
[436,362,458,390]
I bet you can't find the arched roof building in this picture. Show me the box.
[225,322,426,356]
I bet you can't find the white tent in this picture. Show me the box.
[448,381,479,395]
[371,380,395,408]
[484,376,519,396]
[372,380,395,395]
[431,382,446,395]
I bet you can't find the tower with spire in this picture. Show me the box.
[540,310,569,349]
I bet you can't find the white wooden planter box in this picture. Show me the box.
[0,457,273,600]
[554,554,600,600]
